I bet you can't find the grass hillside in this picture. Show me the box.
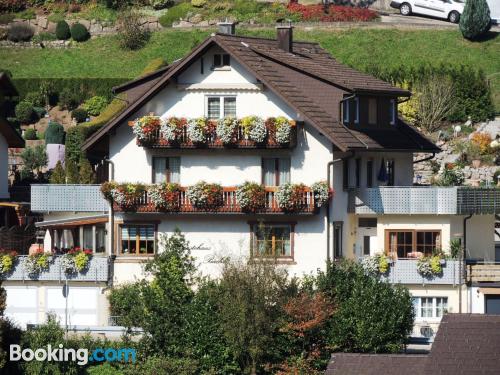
[0,28,498,109]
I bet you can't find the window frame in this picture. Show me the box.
[118,223,157,256]
[412,297,448,320]
[261,157,291,186]
[366,159,373,188]
[205,95,237,119]
[152,156,180,184]
[385,229,442,258]
[249,222,295,261]
[343,99,350,124]
[390,99,397,125]
[333,221,343,259]
[368,97,377,125]
[355,158,361,188]
[354,97,359,125]
[342,159,349,190]
[213,53,231,69]
[386,159,395,186]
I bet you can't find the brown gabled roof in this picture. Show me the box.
[326,314,500,375]
[0,117,24,148]
[83,33,436,153]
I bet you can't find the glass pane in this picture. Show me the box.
[96,225,105,253]
[412,298,419,318]
[83,226,93,250]
[222,54,230,66]
[213,54,221,67]
[207,97,220,119]
[224,97,236,117]
[169,157,180,183]
[279,158,291,185]
[262,158,276,186]
[153,158,167,183]
[368,98,377,124]
[343,100,349,123]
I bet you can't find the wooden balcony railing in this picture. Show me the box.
[133,125,297,149]
[113,186,318,214]
[467,263,500,283]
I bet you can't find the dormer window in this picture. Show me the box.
[390,99,397,125]
[354,97,359,124]
[343,99,350,124]
[368,98,377,125]
[213,53,230,68]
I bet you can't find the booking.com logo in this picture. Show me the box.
[10,344,137,365]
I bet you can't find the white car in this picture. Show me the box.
[390,0,465,23]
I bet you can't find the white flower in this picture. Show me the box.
[490,139,500,149]
[61,254,77,274]
[311,181,329,207]
[274,117,293,144]
[216,117,238,144]
[361,256,379,276]
[248,117,266,143]
[187,117,208,143]
[417,258,433,277]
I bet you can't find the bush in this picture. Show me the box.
[45,121,65,144]
[159,3,195,27]
[55,20,71,40]
[7,23,34,42]
[459,0,491,40]
[15,101,34,123]
[79,158,96,184]
[24,91,45,107]
[32,32,57,43]
[58,88,81,110]
[117,10,150,50]
[140,58,167,76]
[49,161,66,183]
[20,145,47,178]
[65,126,85,164]
[0,0,25,12]
[150,0,174,10]
[82,97,127,133]
[23,128,37,140]
[82,95,108,116]
[0,13,14,24]
[71,108,88,123]
[70,23,90,42]
[191,0,206,7]
[0,28,7,41]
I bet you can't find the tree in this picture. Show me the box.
[79,159,96,184]
[49,161,66,184]
[459,0,491,40]
[317,261,414,353]
[44,121,65,145]
[20,145,47,179]
[65,158,79,184]
[65,127,85,164]
[117,10,150,50]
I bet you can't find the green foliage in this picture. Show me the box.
[82,95,108,116]
[123,356,199,375]
[87,363,124,375]
[32,32,57,43]
[71,108,88,123]
[58,87,81,110]
[460,0,491,40]
[7,23,34,42]
[23,127,37,140]
[140,58,167,76]
[150,0,174,10]
[44,121,65,144]
[24,91,45,107]
[191,0,206,7]
[0,0,25,12]
[70,23,90,42]
[317,261,414,353]
[80,97,127,133]
[55,20,71,40]
[15,100,34,123]
[20,145,47,177]
[79,158,96,184]
[65,158,80,184]
[159,3,195,27]
[0,13,14,24]
[49,161,66,183]
[109,282,147,328]
[65,126,85,164]
[0,317,22,373]
[117,10,151,51]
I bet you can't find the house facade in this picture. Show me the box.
[10,24,500,337]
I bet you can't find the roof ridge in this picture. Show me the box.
[215,32,320,46]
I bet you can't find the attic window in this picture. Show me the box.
[213,54,230,68]
[390,99,397,125]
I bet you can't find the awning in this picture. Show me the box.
[35,215,108,228]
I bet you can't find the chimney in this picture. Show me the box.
[217,21,236,35]
[276,23,293,53]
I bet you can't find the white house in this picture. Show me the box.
[21,24,500,335]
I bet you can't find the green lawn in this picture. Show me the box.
[0,28,499,109]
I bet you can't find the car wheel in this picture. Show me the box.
[400,3,412,16]
[448,11,460,23]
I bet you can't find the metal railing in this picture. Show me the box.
[31,185,109,212]
[380,259,463,285]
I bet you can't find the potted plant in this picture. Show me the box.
[187,117,211,144]
[311,181,332,207]
[417,255,443,277]
[24,249,52,276]
[241,116,266,143]
[148,182,182,211]
[111,183,146,211]
[0,250,17,275]
[235,182,266,212]
[61,247,92,274]
[186,181,224,210]
[272,116,295,145]
[216,117,238,145]
[276,183,307,211]
[361,253,391,276]
[160,117,186,144]
[130,115,162,144]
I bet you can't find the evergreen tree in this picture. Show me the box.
[65,158,79,184]
[459,0,491,40]
[79,159,96,184]
[49,161,66,184]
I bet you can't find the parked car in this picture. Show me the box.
[390,0,464,23]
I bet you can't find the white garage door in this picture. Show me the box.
[45,287,99,327]
[5,286,38,328]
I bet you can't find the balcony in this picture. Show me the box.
[31,185,109,212]
[381,259,463,285]
[132,123,297,149]
[3,255,110,282]
[466,262,500,283]
[113,186,318,215]
[348,187,500,215]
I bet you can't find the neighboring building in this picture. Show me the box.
[326,314,500,374]
[16,23,500,333]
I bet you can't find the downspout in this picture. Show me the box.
[103,158,115,286]
[461,213,473,314]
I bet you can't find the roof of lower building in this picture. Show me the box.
[326,314,500,375]
[82,32,438,153]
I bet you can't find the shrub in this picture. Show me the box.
[65,126,85,164]
[191,0,206,7]
[24,91,45,107]
[150,0,174,10]
[32,32,57,43]
[50,161,66,183]
[158,2,195,27]
[235,182,266,212]
[0,28,7,41]
[140,57,168,76]
[0,0,25,12]
[459,0,491,40]
[15,101,34,123]
[186,181,223,210]
[82,95,108,116]
[117,10,151,50]
[7,23,34,42]
[287,3,378,22]
[0,13,14,25]
[55,20,71,40]
[82,97,127,131]
[79,158,96,184]
[58,88,80,110]
[71,108,88,123]
[20,145,47,177]
[23,128,37,140]
[70,23,90,42]
[471,132,492,154]
[45,121,65,144]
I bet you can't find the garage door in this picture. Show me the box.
[4,286,38,328]
[485,295,500,315]
[45,287,99,327]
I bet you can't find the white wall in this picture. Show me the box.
[0,134,9,199]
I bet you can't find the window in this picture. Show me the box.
[390,99,397,125]
[412,297,448,319]
[386,159,395,186]
[358,218,377,228]
[262,158,290,186]
[363,236,371,256]
[368,98,377,125]
[52,224,106,254]
[354,97,359,124]
[386,230,441,258]
[120,224,155,255]
[366,159,373,188]
[206,96,237,119]
[152,157,180,183]
[333,222,343,259]
[213,53,230,68]
[342,159,349,190]
[343,99,350,124]
[355,158,361,188]
[251,223,293,259]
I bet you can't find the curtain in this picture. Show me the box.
[169,157,181,183]
[279,158,291,185]
[153,158,166,183]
